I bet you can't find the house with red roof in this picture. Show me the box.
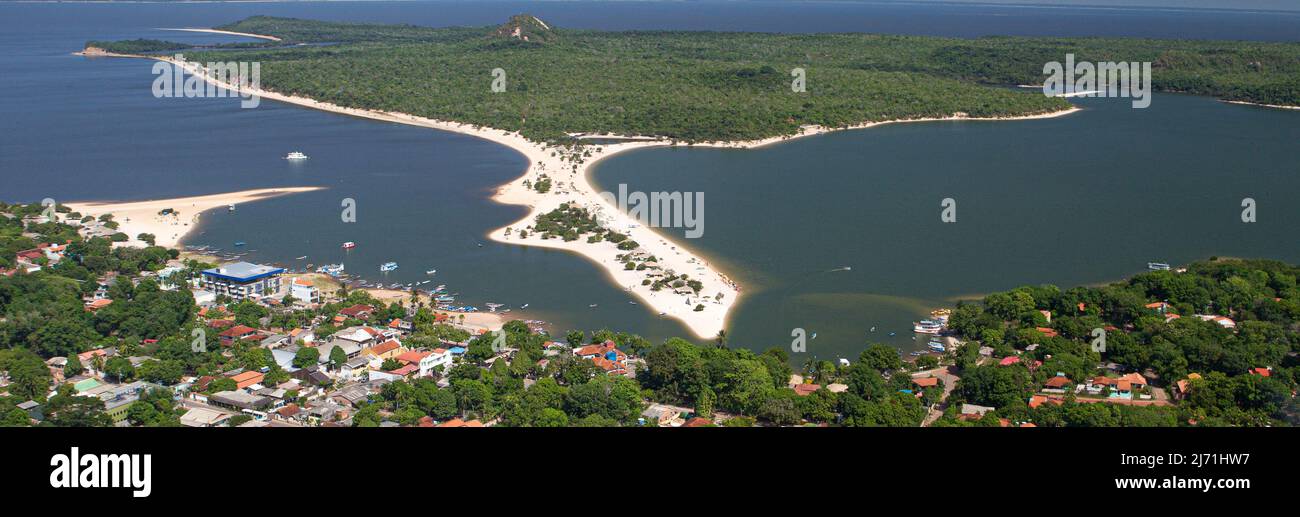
[1145,301,1172,313]
[84,298,113,312]
[1195,314,1237,330]
[683,417,714,427]
[387,363,419,378]
[1174,373,1202,400]
[338,304,375,320]
[219,325,261,346]
[436,418,484,428]
[574,341,629,376]
[395,349,447,378]
[1043,375,1071,390]
[793,383,822,396]
[1090,373,1147,399]
[289,277,319,304]
[363,339,404,360]
[229,370,265,390]
[388,318,413,333]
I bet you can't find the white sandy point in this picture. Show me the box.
[95,49,1079,339]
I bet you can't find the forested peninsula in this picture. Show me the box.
[87,15,1300,143]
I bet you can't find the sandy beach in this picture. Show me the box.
[89,48,1079,339]
[157,27,282,42]
[66,187,324,248]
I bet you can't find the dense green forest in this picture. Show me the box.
[87,15,1300,143]
[939,259,1300,427]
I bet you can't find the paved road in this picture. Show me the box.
[913,366,960,426]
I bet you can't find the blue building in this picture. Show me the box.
[201,262,285,300]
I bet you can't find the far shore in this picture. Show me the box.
[85,44,1081,339]
[157,27,283,42]
[1222,100,1300,111]
[66,187,324,248]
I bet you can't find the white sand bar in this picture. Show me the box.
[91,47,1078,339]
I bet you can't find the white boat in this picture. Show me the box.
[426,269,436,275]
[342,241,356,249]
[284,151,309,160]
[589,304,598,308]
[228,204,236,211]
[913,320,943,334]
[520,303,529,309]
[1148,262,1171,271]
[379,261,398,272]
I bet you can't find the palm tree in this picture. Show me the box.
[715,330,727,348]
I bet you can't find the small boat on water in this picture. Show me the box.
[284,151,308,160]
[234,241,246,247]
[295,256,307,260]
[316,263,345,276]
[228,204,236,212]
[913,320,943,334]
[342,242,356,250]
[520,303,529,309]
[1148,262,1171,271]
[379,261,398,272]
[426,269,436,275]
[589,304,598,308]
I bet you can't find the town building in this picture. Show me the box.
[200,262,285,300]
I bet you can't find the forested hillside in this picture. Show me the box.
[87,16,1300,143]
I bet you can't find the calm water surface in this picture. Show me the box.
[2,1,1297,359]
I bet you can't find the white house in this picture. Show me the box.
[289,277,319,304]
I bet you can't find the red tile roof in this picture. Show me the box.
[683,417,713,427]
[436,418,484,428]
[389,364,419,376]
[277,404,300,418]
[369,339,401,355]
[338,304,374,318]
[229,370,265,389]
[912,377,939,388]
[396,350,428,364]
[793,383,822,396]
[219,325,258,338]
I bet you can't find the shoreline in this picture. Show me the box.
[1222,100,1300,111]
[65,186,325,248]
[86,47,1079,339]
[156,27,284,42]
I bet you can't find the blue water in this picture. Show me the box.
[2,1,1297,353]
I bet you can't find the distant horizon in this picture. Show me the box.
[2,0,1298,13]
[804,0,1300,13]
